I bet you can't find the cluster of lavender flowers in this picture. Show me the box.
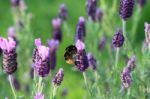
[120,55,136,89]
[86,0,103,22]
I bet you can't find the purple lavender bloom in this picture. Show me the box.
[75,17,86,42]
[52,18,62,42]
[32,38,50,77]
[58,4,68,21]
[127,55,136,72]
[74,40,89,72]
[0,37,17,74]
[95,8,103,22]
[119,0,134,21]
[87,53,96,71]
[112,29,124,47]
[11,0,20,7]
[52,68,64,86]
[137,0,146,8]
[142,40,148,53]
[47,39,59,69]
[120,68,131,89]
[98,36,106,51]
[144,22,150,44]
[86,0,97,21]
[7,26,18,44]
[34,92,44,99]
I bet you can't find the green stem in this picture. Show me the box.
[122,20,126,40]
[38,77,43,92]
[115,48,120,69]
[52,85,57,99]
[9,75,17,99]
[83,72,92,97]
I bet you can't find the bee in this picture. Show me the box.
[64,45,77,64]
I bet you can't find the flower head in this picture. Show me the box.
[52,18,62,42]
[58,4,68,21]
[47,39,59,69]
[119,0,134,21]
[95,8,103,22]
[98,35,106,51]
[75,40,85,51]
[52,68,64,86]
[75,17,86,42]
[87,53,97,71]
[34,92,44,99]
[33,38,50,77]
[86,0,97,21]
[112,29,124,47]
[7,27,16,38]
[0,37,17,74]
[120,68,131,89]
[127,55,136,72]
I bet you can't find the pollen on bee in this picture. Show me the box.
[66,59,73,64]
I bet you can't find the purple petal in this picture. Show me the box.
[35,38,41,47]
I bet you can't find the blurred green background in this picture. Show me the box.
[0,0,150,99]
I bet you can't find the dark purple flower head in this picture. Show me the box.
[58,4,68,21]
[52,68,64,86]
[144,22,150,44]
[74,40,89,72]
[11,0,20,7]
[98,35,106,51]
[87,53,96,71]
[127,55,136,72]
[119,0,134,21]
[0,37,17,74]
[86,0,97,21]
[52,18,62,42]
[120,68,131,89]
[34,92,44,99]
[75,17,86,42]
[47,39,59,69]
[112,29,124,47]
[33,38,50,77]
[137,0,146,8]
[95,8,103,22]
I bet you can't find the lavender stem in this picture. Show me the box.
[122,20,126,40]
[9,75,17,99]
[115,48,120,69]
[83,72,92,97]
[37,77,43,92]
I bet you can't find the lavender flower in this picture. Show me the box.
[52,68,64,86]
[86,0,97,21]
[74,40,89,72]
[34,92,44,99]
[58,4,68,21]
[119,0,134,21]
[127,55,136,72]
[47,39,59,69]
[75,17,86,42]
[137,0,146,8]
[87,53,96,71]
[95,8,103,22]
[112,29,124,47]
[98,36,106,51]
[32,38,50,77]
[11,0,20,7]
[120,68,132,89]
[52,18,62,42]
[0,37,17,74]
[144,22,150,44]
[7,27,18,44]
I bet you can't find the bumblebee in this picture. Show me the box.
[64,45,77,64]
